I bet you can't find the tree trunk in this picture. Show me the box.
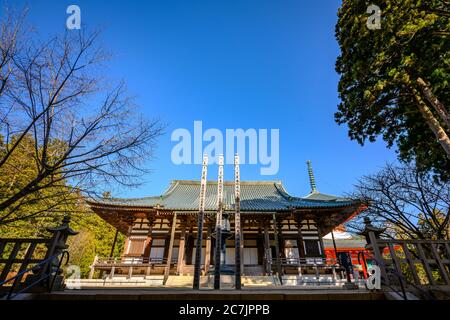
[412,87,450,159]
[417,77,450,129]
[447,218,450,241]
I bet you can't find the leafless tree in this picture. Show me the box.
[347,164,450,240]
[0,10,164,225]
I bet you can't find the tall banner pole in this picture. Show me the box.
[193,154,208,290]
[234,154,242,289]
[213,155,224,289]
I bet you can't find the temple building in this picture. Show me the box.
[322,226,370,277]
[86,159,367,286]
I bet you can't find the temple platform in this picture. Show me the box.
[21,288,385,300]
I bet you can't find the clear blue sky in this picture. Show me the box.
[3,0,398,198]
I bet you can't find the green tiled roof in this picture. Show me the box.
[90,180,358,212]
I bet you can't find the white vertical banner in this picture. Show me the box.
[199,154,208,213]
[234,153,242,289]
[216,154,224,228]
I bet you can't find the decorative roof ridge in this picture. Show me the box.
[289,196,325,202]
[273,182,293,201]
[302,191,356,202]
[162,180,180,197]
[303,192,337,201]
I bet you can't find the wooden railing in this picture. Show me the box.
[360,218,450,299]
[275,257,339,266]
[0,251,69,300]
[374,239,450,287]
[0,216,77,299]
[88,256,179,279]
[268,257,358,286]
[0,238,51,284]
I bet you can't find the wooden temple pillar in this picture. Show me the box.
[164,213,177,283]
[185,227,194,265]
[121,220,135,258]
[144,215,155,261]
[120,217,136,279]
[263,219,272,275]
[319,236,326,259]
[257,229,264,266]
[239,218,245,276]
[176,216,187,274]
[109,212,122,258]
[204,222,213,274]
[295,214,305,259]
[163,232,170,261]
[109,229,119,258]
[272,214,283,282]
[277,218,286,259]
[144,215,155,276]
[316,217,326,259]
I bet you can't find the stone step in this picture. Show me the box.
[242,276,280,287]
[164,276,195,288]
[65,276,165,289]
[164,275,280,288]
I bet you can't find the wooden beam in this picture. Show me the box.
[186,228,194,264]
[263,221,272,275]
[277,219,285,259]
[164,213,177,284]
[204,224,212,274]
[416,243,436,285]
[430,243,450,285]
[368,232,390,286]
[176,217,187,274]
[272,213,283,284]
[401,243,421,285]
[318,233,326,259]
[10,242,37,288]
[144,217,155,260]
[88,255,98,279]
[109,228,119,258]
[122,224,133,257]
[296,216,305,258]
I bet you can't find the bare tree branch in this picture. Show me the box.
[346,163,450,240]
[0,10,165,225]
